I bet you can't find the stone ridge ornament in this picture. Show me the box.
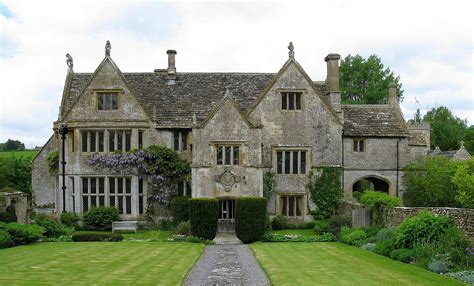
[214,167,241,192]
[288,42,295,58]
[105,40,111,56]
[65,53,73,70]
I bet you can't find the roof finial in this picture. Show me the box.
[65,53,73,71]
[105,40,111,56]
[288,42,295,58]
[460,140,465,148]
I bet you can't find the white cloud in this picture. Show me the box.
[0,0,473,147]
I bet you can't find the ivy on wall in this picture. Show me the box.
[263,171,276,199]
[46,150,59,175]
[308,167,342,219]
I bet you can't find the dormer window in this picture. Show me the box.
[281,92,302,111]
[97,92,119,111]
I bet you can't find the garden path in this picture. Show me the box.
[184,236,269,286]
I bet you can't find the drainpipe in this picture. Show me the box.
[396,138,400,197]
[58,124,69,213]
[341,130,345,195]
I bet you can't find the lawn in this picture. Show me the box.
[81,230,173,241]
[251,242,462,286]
[0,242,204,285]
[0,150,38,160]
[271,229,315,236]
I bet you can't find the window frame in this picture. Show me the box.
[274,148,309,175]
[96,91,120,111]
[172,130,189,151]
[352,138,367,153]
[214,143,242,166]
[280,90,304,111]
[279,193,305,218]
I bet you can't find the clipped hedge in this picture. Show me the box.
[83,207,120,231]
[71,231,123,242]
[170,196,189,223]
[235,197,267,243]
[188,198,218,240]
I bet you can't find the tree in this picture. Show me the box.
[340,54,404,104]
[3,139,25,151]
[463,125,474,154]
[452,159,474,208]
[308,167,342,219]
[423,106,467,150]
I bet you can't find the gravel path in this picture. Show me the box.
[184,244,269,286]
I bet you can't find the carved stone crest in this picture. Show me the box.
[214,167,241,192]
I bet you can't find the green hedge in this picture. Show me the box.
[71,231,123,242]
[170,196,189,223]
[188,198,218,240]
[235,197,267,243]
[0,222,45,245]
[0,229,13,248]
[35,214,70,238]
[83,207,120,231]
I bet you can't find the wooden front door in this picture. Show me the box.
[218,199,235,233]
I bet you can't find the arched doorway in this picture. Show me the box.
[352,176,390,197]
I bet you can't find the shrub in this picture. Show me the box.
[61,212,80,228]
[445,270,474,285]
[0,229,13,248]
[235,197,267,243]
[271,214,289,230]
[412,242,438,269]
[390,248,414,263]
[83,207,120,231]
[361,243,376,252]
[328,215,351,236]
[452,159,474,208]
[158,219,173,231]
[35,214,69,238]
[376,228,396,242]
[340,227,367,246]
[428,259,450,274]
[360,191,401,226]
[375,240,395,257]
[175,221,191,236]
[170,196,189,224]
[265,213,272,232]
[313,219,330,234]
[352,191,363,201]
[0,205,17,223]
[71,231,123,242]
[188,198,218,240]
[0,222,45,245]
[308,168,342,219]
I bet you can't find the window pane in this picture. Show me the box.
[353,140,358,152]
[90,178,96,194]
[98,94,104,110]
[98,178,104,193]
[112,94,118,110]
[295,94,301,110]
[125,178,131,194]
[177,182,184,196]
[126,196,131,214]
[109,178,115,194]
[138,131,143,149]
[125,131,131,151]
[118,197,123,213]
[292,151,298,174]
[90,131,96,152]
[300,151,306,174]
[277,151,283,174]
[284,151,291,174]
[360,140,365,152]
[139,197,144,214]
[82,131,88,152]
[110,196,116,208]
[289,93,294,110]
[233,146,239,165]
[289,196,295,216]
[281,196,287,215]
[139,179,143,194]
[173,131,180,151]
[109,131,115,152]
[82,178,88,194]
[181,131,187,151]
[281,93,287,110]
[117,131,123,151]
[98,131,104,152]
[225,146,231,165]
[82,197,88,212]
[296,196,302,216]
[104,93,110,110]
[118,178,123,194]
[99,196,105,206]
[91,196,96,207]
[217,146,223,165]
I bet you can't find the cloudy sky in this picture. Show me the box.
[0,0,472,147]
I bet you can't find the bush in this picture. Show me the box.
[61,212,80,228]
[265,214,272,232]
[170,196,189,224]
[262,232,335,242]
[308,168,342,219]
[360,191,401,226]
[158,219,173,231]
[271,214,289,230]
[235,197,267,243]
[188,198,218,240]
[313,219,330,234]
[390,248,414,263]
[452,159,474,208]
[361,243,376,252]
[175,221,191,236]
[0,222,45,245]
[376,228,396,242]
[35,214,69,238]
[375,240,395,257]
[340,227,367,246]
[352,191,363,201]
[0,229,13,248]
[0,205,17,223]
[71,231,123,242]
[83,207,120,231]
[328,215,351,236]
[428,259,450,274]
[445,270,474,285]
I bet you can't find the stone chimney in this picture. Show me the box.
[324,53,341,113]
[167,50,177,83]
[388,82,398,105]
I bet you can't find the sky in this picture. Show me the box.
[0,0,472,148]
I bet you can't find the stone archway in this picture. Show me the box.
[352,176,390,196]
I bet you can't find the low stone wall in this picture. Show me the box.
[384,207,474,239]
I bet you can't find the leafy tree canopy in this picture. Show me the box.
[422,106,467,151]
[340,54,404,104]
[0,139,25,151]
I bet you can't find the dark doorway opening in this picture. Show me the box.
[218,199,235,233]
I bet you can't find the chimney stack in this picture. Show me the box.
[167,50,177,83]
[324,53,340,93]
[388,82,397,105]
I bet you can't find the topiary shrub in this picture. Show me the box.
[0,222,45,245]
[0,205,17,223]
[71,231,123,242]
[60,212,80,228]
[360,191,401,226]
[170,196,189,224]
[83,207,120,231]
[235,197,267,243]
[390,248,414,263]
[0,229,13,249]
[35,214,69,238]
[188,198,218,240]
[271,214,289,230]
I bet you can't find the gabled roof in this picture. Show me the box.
[342,104,410,137]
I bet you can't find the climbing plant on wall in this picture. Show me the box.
[86,145,190,205]
[307,167,343,219]
[263,171,276,199]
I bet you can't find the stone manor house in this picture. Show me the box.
[32,42,433,223]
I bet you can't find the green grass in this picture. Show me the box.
[0,150,38,160]
[251,242,462,286]
[73,230,172,241]
[0,242,204,285]
[272,229,315,236]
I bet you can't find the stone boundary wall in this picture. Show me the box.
[384,207,474,239]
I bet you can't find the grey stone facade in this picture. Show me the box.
[32,42,437,221]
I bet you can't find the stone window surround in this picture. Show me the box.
[272,146,311,175]
[277,193,305,219]
[352,138,367,153]
[211,141,245,166]
[78,129,137,154]
[277,88,306,112]
[172,129,189,151]
[94,89,123,111]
